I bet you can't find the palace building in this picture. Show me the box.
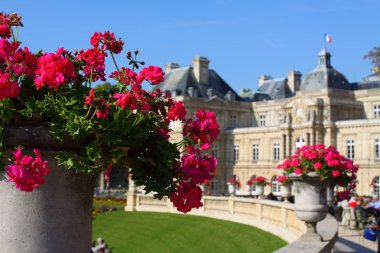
[158,49,380,197]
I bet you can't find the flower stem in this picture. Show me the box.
[110,52,120,72]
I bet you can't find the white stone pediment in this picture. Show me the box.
[282,96,316,109]
[205,96,228,106]
[280,97,317,124]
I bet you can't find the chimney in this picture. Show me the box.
[192,56,210,84]
[164,62,180,73]
[287,70,302,94]
[258,75,272,87]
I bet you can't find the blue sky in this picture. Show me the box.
[2,0,379,92]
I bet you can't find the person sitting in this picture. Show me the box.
[92,237,107,253]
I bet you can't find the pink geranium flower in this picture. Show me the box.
[6,148,50,192]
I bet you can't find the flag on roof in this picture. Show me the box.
[325,33,332,43]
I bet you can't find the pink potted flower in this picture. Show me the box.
[276,175,292,200]
[227,177,240,196]
[248,176,268,196]
[277,144,359,241]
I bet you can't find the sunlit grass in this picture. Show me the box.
[92,211,287,253]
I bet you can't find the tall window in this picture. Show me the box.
[374,105,380,118]
[252,144,259,161]
[212,144,219,160]
[371,177,380,197]
[375,139,380,159]
[271,176,281,196]
[273,143,280,160]
[230,115,237,128]
[346,140,355,159]
[233,144,239,161]
[259,115,266,127]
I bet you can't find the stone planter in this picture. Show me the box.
[280,184,292,202]
[0,125,96,253]
[290,173,328,241]
[255,184,264,197]
[227,183,236,196]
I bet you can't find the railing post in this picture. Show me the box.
[281,206,287,228]
[228,197,235,214]
[256,201,262,221]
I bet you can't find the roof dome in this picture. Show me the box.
[300,48,351,91]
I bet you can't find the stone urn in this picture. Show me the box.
[0,125,96,253]
[255,184,264,197]
[227,183,236,196]
[290,172,328,241]
[280,184,292,202]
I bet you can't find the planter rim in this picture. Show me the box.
[4,124,89,150]
[288,172,324,181]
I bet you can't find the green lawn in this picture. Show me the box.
[92,211,287,253]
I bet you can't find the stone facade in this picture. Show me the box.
[159,50,380,197]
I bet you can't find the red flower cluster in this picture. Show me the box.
[166,101,186,122]
[275,175,291,185]
[0,12,22,39]
[248,176,268,186]
[6,149,50,192]
[76,48,106,82]
[169,181,203,213]
[90,31,124,54]
[34,49,76,90]
[0,70,19,100]
[183,109,220,150]
[277,144,358,190]
[227,177,240,186]
[84,89,110,119]
[110,67,138,86]
[137,65,165,85]
[169,110,220,213]
[0,39,36,100]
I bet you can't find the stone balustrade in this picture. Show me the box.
[126,194,306,242]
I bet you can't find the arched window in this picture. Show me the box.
[271,175,281,196]
[371,177,380,197]
[295,137,305,149]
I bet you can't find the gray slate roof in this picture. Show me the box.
[158,67,243,101]
[301,68,352,91]
[300,48,352,91]
[354,73,380,90]
[257,78,292,100]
